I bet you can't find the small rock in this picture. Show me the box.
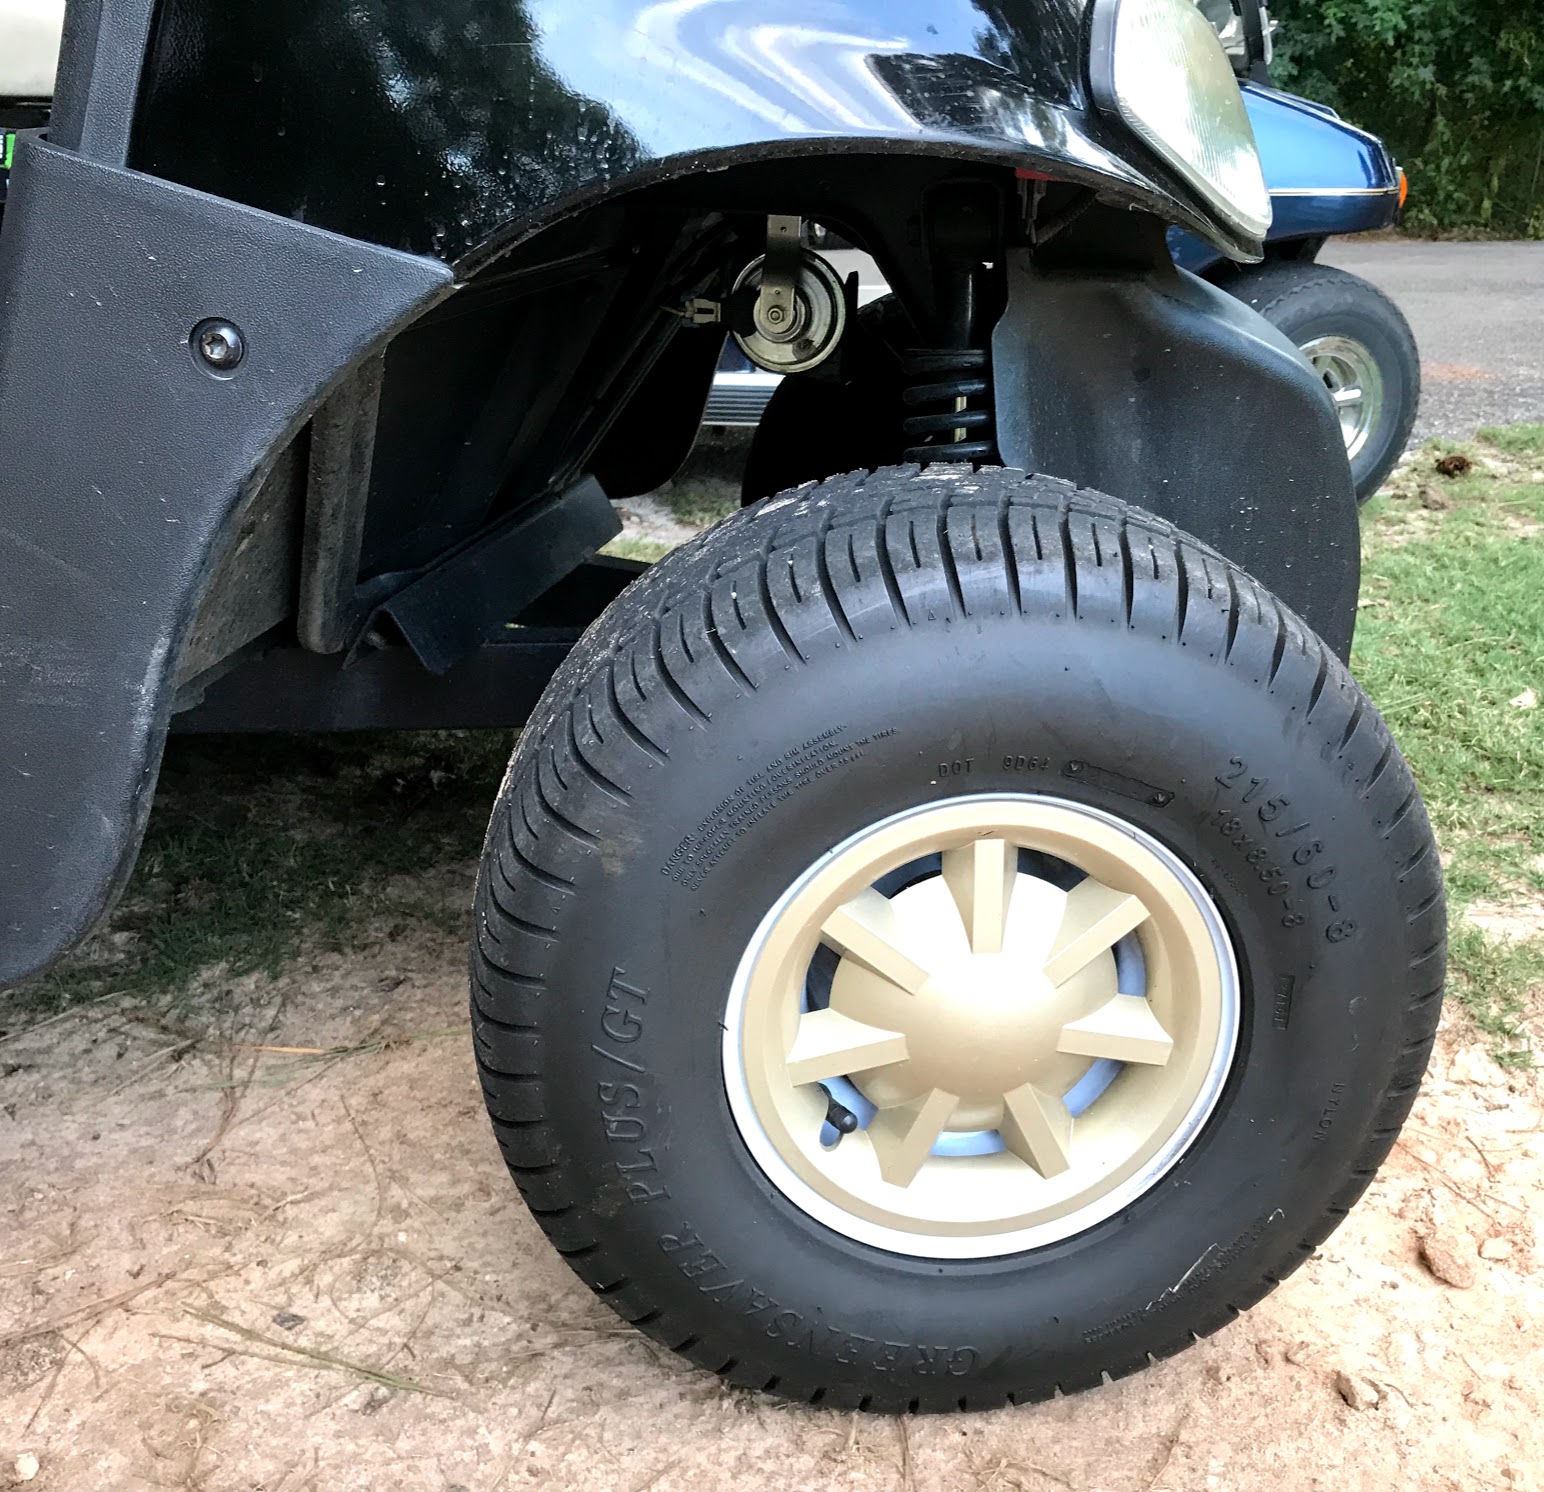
[1435,452,1473,477]
[1481,1237,1515,1262]
[358,1384,393,1414]
[1509,687,1538,710]
[1420,1231,1477,1288]
[1421,487,1455,510]
[1334,1370,1382,1410]
[13,1453,39,1483]
[271,1311,305,1331]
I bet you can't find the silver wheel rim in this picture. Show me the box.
[721,794,1241,1259]
[1301,333,1384,462]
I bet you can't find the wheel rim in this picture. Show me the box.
[1300,333,1384,462]
[722,795,1240,1258]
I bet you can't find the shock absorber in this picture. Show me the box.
[900,182,1003,465]
[900,348,996,463]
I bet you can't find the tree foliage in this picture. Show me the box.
[1273,0,1544,236]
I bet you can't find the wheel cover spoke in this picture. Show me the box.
[786,1007,908,1085]
[821,888,932,995]
[1058,993,1175,1065]
[1000,1082,1073,1178]
[940,838,1017,954]
[1042,880,1150,987]
[868,1086,957,1187]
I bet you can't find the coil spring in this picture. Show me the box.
[900,348,996,464]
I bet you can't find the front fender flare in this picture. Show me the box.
[992,250,1359,657]
[128,0,1263,268]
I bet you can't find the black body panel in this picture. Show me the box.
[128,0,1261,266]
[0,137,450,986]
[992,250,1360,657]
[48,0,157,162]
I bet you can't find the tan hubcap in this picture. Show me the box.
[722,795,1239,1258]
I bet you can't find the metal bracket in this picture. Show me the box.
[681,296,721,325]
[754,214,803,341]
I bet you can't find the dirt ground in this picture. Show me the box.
[2,893,1541,1492]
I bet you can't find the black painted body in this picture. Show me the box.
[128,0,1255,266]
[0,0,1357,988]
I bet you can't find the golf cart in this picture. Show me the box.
[0,0,1442,1412]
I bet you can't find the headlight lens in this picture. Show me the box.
[1090,0,1272,244]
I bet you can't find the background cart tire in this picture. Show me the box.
[1230,261,1421,502]
[471,466,1444,1411]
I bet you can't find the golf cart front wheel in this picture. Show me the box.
[472,466,1443,1411]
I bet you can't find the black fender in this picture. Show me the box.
[992,248,1360,657]
[126,0,1264,267]
[0,0,1273,988]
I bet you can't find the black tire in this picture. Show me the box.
[1230,261,1421,502]
[472,466,1443,1411]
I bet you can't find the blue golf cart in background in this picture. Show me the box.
[711,2,1419,502]
[1171,79,1417,499]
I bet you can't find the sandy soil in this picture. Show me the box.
[2,901,1541,1492]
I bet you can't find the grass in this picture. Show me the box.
[4,731,511,1026]
[654,477,739,531]
[1353,423,1544,1059]
[600,534,673,564]
[9,426,1544,1063]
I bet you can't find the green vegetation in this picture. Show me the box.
[601,534,673,564]
[1276,2,1544,237]
[1353,424,1544,1057]
[654,476,739,531]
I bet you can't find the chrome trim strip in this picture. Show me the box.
[1268,186,1398,197]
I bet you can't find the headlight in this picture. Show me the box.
[1090,0,1272,244]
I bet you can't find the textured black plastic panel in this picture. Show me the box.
[992,251,1360,657]
[0,137,451,987]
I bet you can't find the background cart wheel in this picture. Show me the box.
[1231,261,1421,501]
[472,466,1443,1411]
